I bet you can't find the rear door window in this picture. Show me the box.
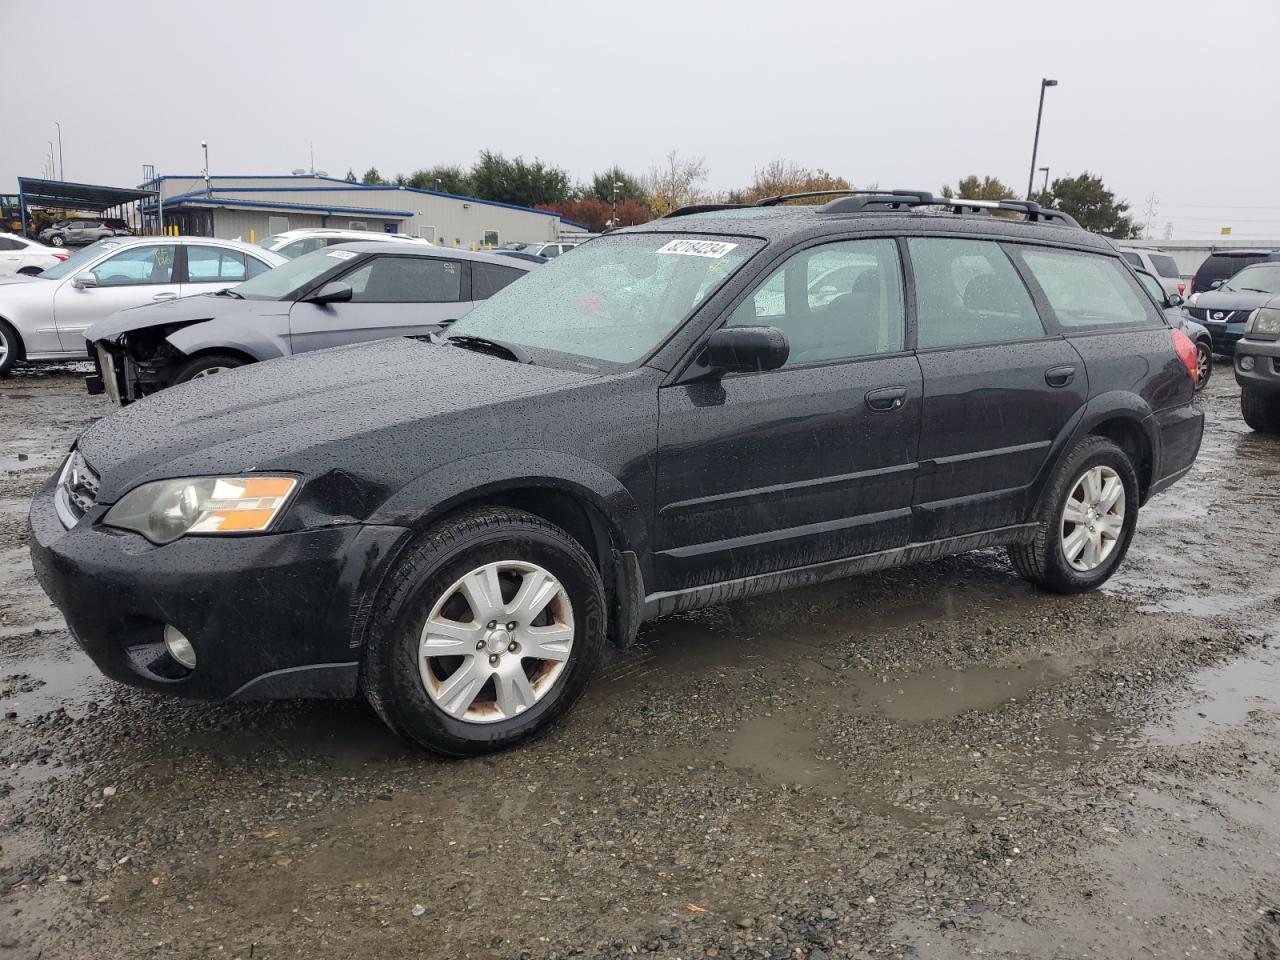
[1149,253,1181,278]
[186,246,248,282]
[907,237,1044,348]
[1020,249,1158,328]
[341,255,461,303]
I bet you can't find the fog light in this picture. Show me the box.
[163,625,197,670]
[1240,355,1256,372]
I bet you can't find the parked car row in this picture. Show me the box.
[27,189,1205,755]
[38,218,133,247]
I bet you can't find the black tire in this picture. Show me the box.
[360,506,606,756]
[0,318,21,377]
[1008,436,1140,594]
[1194,341,1211,392]
[17,266,42,277]
[1241,387,1280,434]
[171,353,246,385]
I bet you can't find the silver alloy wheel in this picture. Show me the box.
[191,366,231,378]
[418,560,574,724]
[1195,344,1211,387]
[1060,465,1125,572]
[0,328,8,365]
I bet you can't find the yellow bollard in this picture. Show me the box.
[249,228,255,243]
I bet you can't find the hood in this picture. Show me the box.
[1188,289,1275,311]
[0,273,53,293]
[76,337,598,501]
[86,293,289,342]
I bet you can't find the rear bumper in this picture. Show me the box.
[1233,337,1280,395]
[28,472,410,700]
[1146,404,1204,501]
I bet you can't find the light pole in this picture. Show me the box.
[611,180,623,229]
[1026,78,1057,200]
[201,140,210,194]
[55,122,63,180]
[1038,166,1050,195]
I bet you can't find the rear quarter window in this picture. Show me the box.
[1149,253,1181,278]
[1121,252,1143,267]
[1020,249,1158,328]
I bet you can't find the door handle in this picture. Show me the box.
[865,386,908,412]
[152,292,178,301]
[1045,365,1076,388]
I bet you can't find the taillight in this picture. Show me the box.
[1189,276,1197,294]
[52,252,68,261]
[1172,328,1198,384]
[1177,281,1185,296]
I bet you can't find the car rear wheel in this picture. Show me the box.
[361,506,605,756]
[1194,341,1212,391]
[1008,436,1139,594]
[1241,387,1280,433]
[171,353,246,385]
[0,319,21,377]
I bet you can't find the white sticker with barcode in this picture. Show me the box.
[326,250,357,260]
[655,239,738,258]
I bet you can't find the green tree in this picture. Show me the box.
[940,175,1019,203]
[405,165,473,195]
[586,166,646,204]
[361,167,387,185]
[1036,172,1140,238]
[344,168,357,183]
[468,151,571,207]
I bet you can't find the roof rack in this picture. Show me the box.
[820,190,1080,226]
[664,189,1079,227]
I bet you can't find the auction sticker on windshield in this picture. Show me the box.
[656,239,739,258]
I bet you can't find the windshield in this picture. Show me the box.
[448,233,761,367]
[1222,263,1280,294]
[229,247,349,300]
[38,240,118,280]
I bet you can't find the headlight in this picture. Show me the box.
[1244,305,1280,339]
[103,476,297,545]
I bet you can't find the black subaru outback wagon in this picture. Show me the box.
[29,190,1204,755]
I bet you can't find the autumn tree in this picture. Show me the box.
[741,160,851,204]
[642,151,708,218]
[1034,172,1140,238]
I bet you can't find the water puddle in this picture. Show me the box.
[849,654,1082,723]
[1147,643,1280,747]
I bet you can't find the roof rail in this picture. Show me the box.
[665,202,748,218]
[820,190,1080,227]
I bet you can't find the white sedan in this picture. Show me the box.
[0,236,285,375]
[0,234,70,276]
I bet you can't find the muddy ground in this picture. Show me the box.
[1,363,1278,960]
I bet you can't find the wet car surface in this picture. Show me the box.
[1,363,1278,958]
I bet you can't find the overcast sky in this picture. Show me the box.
[4,0,1279,241]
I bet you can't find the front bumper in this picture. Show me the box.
[28,472,409,700]
[1201,321,1245,355]
[1234,337,1280,395]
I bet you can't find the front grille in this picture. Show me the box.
[57,451,100,525]
[1188,307,1246,324]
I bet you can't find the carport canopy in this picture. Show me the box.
[17,177,156,211]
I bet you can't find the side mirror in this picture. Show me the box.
[1166,292,1184,307]
[305,281,353,304]
[72,273,98,290]
[1209,279,1225,290]
[701,326,789,374]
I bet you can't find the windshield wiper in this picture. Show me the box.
[446,334,532,364]
[213,288,244,299]
[1236,287,1270,294]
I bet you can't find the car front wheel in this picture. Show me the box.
[1008,436,1139,594]
[361,506,606,756]
[0,319,19,376]
[49,235,64,247]
[171,353,246,385]
[1241,387,1280,433]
